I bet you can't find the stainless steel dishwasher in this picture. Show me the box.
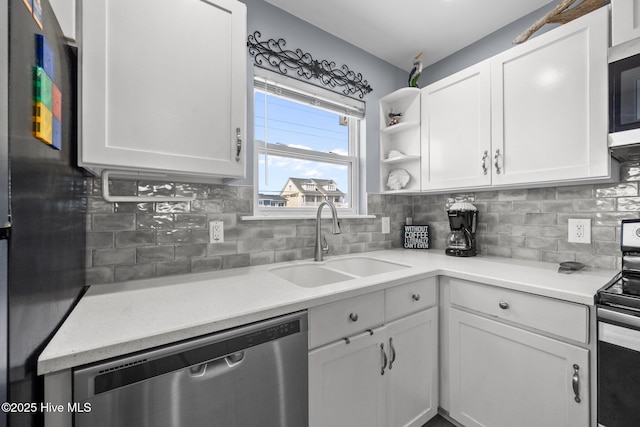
[73,311,308,427]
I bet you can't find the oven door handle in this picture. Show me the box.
[598,307,640,330]
[599,308,640,352]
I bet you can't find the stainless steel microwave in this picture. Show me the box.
[609,51,640,154]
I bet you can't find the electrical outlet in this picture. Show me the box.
[209,221,224,243]
[382,217,391,234]
[568,218,591,244]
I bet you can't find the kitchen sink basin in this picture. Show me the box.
[270,257,411,287]
[269,264,355,287]
[324,257,410,277]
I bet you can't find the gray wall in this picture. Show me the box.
[421,1,556,86]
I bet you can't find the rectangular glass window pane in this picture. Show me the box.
[258,153,350,208]
[255,91,350,156]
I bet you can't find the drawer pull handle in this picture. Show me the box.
[498,301,509,310]
[572,364,581,403]
[389,337,396,370]
[343,337,350,345]
[349,313,359,322]
[380,343,388,376]
[412,293,421,301]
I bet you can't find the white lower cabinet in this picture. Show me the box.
[308,279,438,427]
[449,308,590,427]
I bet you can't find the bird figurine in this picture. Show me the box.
[408,52,423,88]
[388,108,402,126]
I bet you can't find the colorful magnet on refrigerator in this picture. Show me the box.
[51,83,61,121]
[33,66,52,110]
[36,34,54,78]
[32,0,43,29]
[33,101,53,145]
[52,117,61,150]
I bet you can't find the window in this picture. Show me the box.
[253,68,364,216]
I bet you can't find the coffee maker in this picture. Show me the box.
[445,202,478,257]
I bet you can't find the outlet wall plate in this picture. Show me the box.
[568,218,591,244]
[209,220,224,243]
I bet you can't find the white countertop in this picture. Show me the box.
[37,249,616,375]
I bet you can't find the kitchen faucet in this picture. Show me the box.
[314,199,341,261]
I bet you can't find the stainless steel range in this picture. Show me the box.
[597,219,640,427]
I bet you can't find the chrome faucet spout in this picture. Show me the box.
[315,199,341,261]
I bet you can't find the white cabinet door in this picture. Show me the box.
[421,61,491,190]
[79,0,246,180]
[386,309,438,427]
[309,328,387,427]
[490,7,608,186]
[449,308,590,427]
[612,0,640,46]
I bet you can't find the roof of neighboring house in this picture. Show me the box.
[280,178,345,196]
[258,193,287,202]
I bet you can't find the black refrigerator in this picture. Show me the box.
[1,0,87,426]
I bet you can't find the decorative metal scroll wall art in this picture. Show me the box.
[247,31,373,99]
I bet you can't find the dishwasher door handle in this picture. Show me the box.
[189,351,245,378]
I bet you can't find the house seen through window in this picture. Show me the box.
[253,69,364,215]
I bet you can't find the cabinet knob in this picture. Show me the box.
[349,313,359,322]
[498,301,509,310]
[412,293,421,301]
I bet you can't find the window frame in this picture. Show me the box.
[252,69,363,218]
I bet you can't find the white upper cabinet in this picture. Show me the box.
[79,0,247,182]
[612,0,640,46]
[421,61,491,190]
[491,6,609,186]
[418,6,611,192]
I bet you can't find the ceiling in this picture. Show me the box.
[264,0,556,70]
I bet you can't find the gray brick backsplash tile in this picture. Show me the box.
[156,229,190,245]
[137,246,174,263]
[156,260,191,277]
[575,198,616,212]
[540,200,574,212]
[617,197,640,211]
[191,257,222,272]
[114,264,155,282]
[175,243,207,259]
[498,189,527,201]
[87,232,114,249]
[93,213,136,231]
[526,188,557,200]
[557,186,593,199]
[93,248,136,266]
[86,180,639,286]
[620,161,640,182]
[116,231,155,247]
[136,214,174,230]
[156,202,190,214]
[525,213,557,225]
[596,183,638,198]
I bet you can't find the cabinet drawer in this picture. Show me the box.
[309,291,385,349]
[449,278,588,343]
[385,278,437,322]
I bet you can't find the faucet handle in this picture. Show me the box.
[321,236,329,254]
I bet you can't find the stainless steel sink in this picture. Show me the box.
[269,257,411,287]
[269,264,355,287]
[325,257,410,277]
